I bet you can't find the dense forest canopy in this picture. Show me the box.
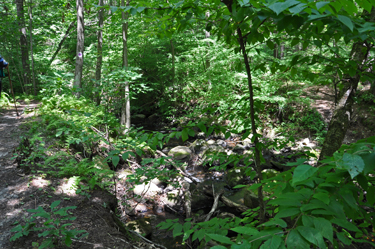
[1,0,375,248]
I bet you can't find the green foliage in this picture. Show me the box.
[158,136,375,248]
[0,92,11,108]
[10,200,88,248]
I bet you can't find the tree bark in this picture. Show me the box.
[95,0,104,105]
[319,8,375,160]
[29,0,36,95]
[74,0,85,97]
[120,0,131,132]
[16,0,31,94]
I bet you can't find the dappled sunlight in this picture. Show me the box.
[56,177,79,196]
[30,177,50,189]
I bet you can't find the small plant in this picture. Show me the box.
[10,200,88,248]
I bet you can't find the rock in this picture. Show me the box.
[117,169,133,180]
[133,182,162,198]
[233,144,246,154]
[190,139,207,153]
[168,146,192,161]
[126,218,153,238]
[163,190,180,207]
[207,139,216,145]
[216,140,226,147]
[244,188,259,209]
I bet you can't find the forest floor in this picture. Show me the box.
[0,101,141,249]
[0,85,374,249]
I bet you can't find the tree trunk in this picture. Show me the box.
[120,0,131,132]
[237,27,265,223]
[16,0,31,94]
[95,0,104,105]
[280,43,285,59]
[319,8,375,160]
[29,0,36,95]
[49,20,76,66]
[74,0,85,97]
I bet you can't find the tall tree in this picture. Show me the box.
[28,0,36,95]
[95,0,104,105]
[120,0,131,132]
[16,0,31,93]
[319,7,375,160]
[74,0,85,97]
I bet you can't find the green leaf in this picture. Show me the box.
[337,15,354,32]
[312,192,330,205]
[275,207,300,219]
[112,155,120,167]
[188,129,195,137]
[316,2,329,11]
[286,229,310,249]
[181,128,189,142]
[296,226,326,249]
[207,233,234,244]
[260,235,282,249]
[292,165,318,185]
[261,218,287,228]
[238,0,249,7]
[332,218,361,232]
[339,153,365,178]
[268,198,302,207]
[268,0,300,15]
[337,232,352,245]
[231,226,259,235]
[173,223,183,237]
[289,3,307,15]
[356,0,373,12]
[266,40,274,49]
[211,246,227,249]
[313,217,333,243]
[50,200,61,210]
[192,229,205,242]
[197,122,206,133]
[339,188,358,210]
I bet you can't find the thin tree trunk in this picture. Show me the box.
[49,20,76,66]
[237,27,265,223]
[74,0,85,97]
[170,39,175,101]
[319,8,375,160]
[16,0,30,94]
[95,0,104,105]
[29,0,36,95]
[120,0,131,132]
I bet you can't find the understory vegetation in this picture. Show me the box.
[1,0,375,248]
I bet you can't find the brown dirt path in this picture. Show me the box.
[0,102,137,249]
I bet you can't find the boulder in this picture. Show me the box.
[126,218,153,238]
[133,182,162,198]
[244,188,260,209]
[168,146,192,161]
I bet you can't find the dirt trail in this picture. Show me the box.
[0,102,136,249]
[0,101,39,247]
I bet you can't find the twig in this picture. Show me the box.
[205,188,224,222]
[127,229,168,249]
[71,239,112,249]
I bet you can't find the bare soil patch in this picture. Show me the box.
[0,102,137,249]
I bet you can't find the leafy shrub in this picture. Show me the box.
[158,136,375,248]
[10,200,87,249]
